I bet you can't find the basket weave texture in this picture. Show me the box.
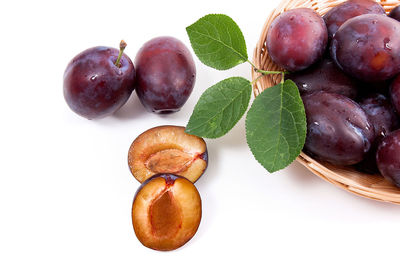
[252,0,400,204]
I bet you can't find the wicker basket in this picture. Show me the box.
[252,0,400,204]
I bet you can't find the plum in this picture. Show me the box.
[286,57,359,98]
[63,41,135,119]
[128,126,208,183]
[331,14,400,82]
[390,74,400,115]
[135,37,196,113]
[132,174,202,251]
[302,91,375,166]
[356,94,399,173]
[323,0,385,39]
[389,5,400,21]
[377,130,400,187]
[266,8,328,72]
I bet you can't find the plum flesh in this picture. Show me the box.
[132,174,202,251]
[128,126,208,183]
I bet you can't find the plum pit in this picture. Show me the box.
[128,126,208,183]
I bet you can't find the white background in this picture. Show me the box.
[1,0,400,266]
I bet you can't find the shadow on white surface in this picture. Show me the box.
[113,93,147,120]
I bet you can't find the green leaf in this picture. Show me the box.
[246,80,306,173]
[186,14,248,70]
[185,77,251,138]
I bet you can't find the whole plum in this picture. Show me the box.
[377,130,400,187]
[286,57,359,99]
[266,8,327,72]
[323,0,385,39]
[389,5,400,21]
[135,36,196,113]
[331,14,400,82]
[303,91,374,166]
[390,75,400,115]
[356,94,399,173]
[64,42,135,119]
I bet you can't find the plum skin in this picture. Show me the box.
[391,75,400,115]
[64,46,135,119]
[135,36,196,113]
[323,0,385,39]
[266,8,328,72]
[356,94,399,173]
[389,6,400,21]
[302,91,374,166]
[331,14,400,82]
[377,130,400,187]
[286,56,358,99]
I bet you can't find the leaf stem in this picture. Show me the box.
[247,60,283,75]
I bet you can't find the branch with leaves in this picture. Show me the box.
[185,14,307,173]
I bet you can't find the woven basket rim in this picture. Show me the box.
[252,0,400,204]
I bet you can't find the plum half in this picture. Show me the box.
[132,174,202,251]
[128,126,208,183]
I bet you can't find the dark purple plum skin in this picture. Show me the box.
[389,5,400,21]
[64,47,135,119]
[266,8,328,72]
[302,91,374,166]
[323,0,385,39]
[286,57,359,99]
[356,94,399,173]
[390,75,400,115]
[377,130,400,187]
[135,37,196,113]
[331,14,400,82]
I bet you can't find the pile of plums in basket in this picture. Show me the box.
[267,0,400,187]
[128,125,208,251]
[63,36,196,119]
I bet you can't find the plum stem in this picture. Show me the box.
[115,40,127,67]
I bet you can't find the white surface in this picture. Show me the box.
[1,0,400,266]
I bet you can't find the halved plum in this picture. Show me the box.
[128,126,208,183]
[132,174,202,251]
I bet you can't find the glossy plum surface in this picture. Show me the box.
[389,5,400,21]
[303,91,374,166]
[356,94,399,173]
[377,130,400,187]
[286,57,358,99]
[323,0,385,39]
[64,46,135,119]
[331,14,400,82]
[391,75,400,115]
[266,8,328,72]
[135,37,196,113]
